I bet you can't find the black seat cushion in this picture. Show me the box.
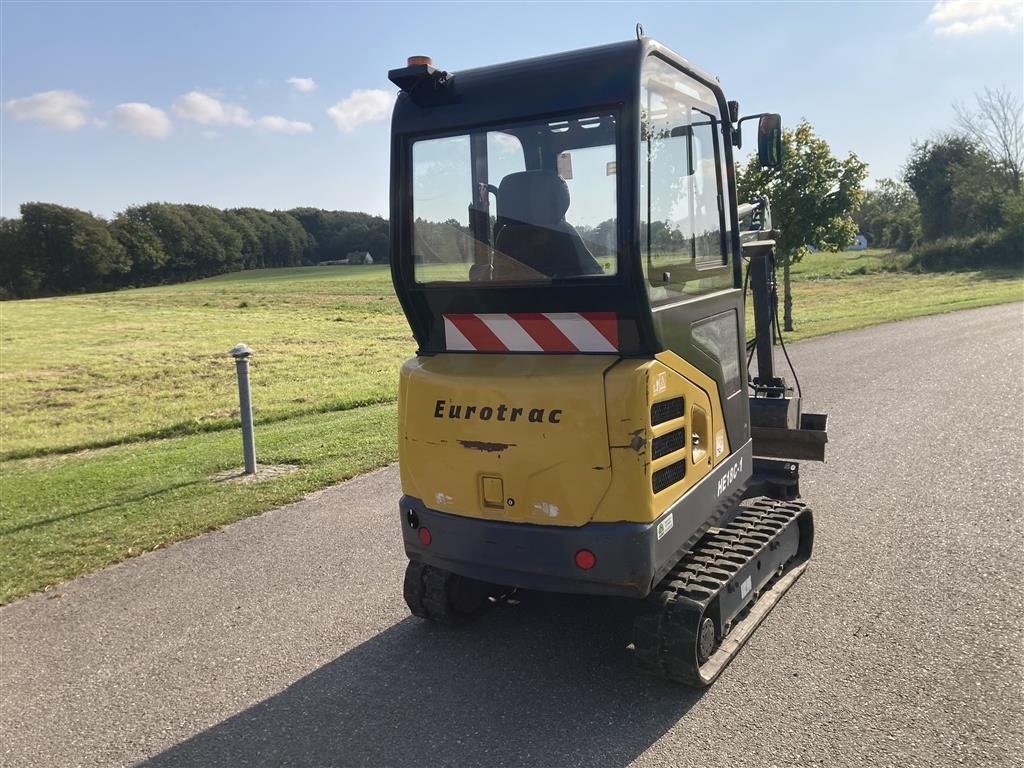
[493,170,602,279]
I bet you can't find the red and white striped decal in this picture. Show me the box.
[443,312,618,353]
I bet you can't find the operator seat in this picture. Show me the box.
[493,170,602,278]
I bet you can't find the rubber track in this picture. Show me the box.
[404,560,461,624]
[404,560,491,625]
[635,498,812,686]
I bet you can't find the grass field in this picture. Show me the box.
[2,252,1021,601]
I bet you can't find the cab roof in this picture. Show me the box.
[390,38,721,135]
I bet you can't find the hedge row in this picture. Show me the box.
[909,227,1023,272]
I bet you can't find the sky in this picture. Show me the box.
[2,0,1022,220]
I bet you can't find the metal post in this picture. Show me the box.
[229,343,257,475]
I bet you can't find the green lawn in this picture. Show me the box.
[767,250,1023,340]
[1,254,1021,602]
[0,265,408,459]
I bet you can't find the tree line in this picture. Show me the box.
[854,86,1022,259]
[0,203,389,299]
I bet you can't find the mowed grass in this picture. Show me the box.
[764,250,1024,340]
[1,404,398,601]
[1,265,409,458]
[1,255,1021,602]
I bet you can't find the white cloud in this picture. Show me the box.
[173,90,253,126]
[4,90,90,130]
[928,0,1022,36]
[111,102,172,138]
[327,88,395,132]
[287,77,317,93]
[256,115,314,134]
[492,132,522,153]
[173,90,312,136]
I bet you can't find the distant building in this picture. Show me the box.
[806,234,869,253]
[847,234,868,251]
[319,252,374,266]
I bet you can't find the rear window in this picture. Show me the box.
[411,112,619,284]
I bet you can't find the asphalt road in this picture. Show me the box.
[2,303,1022,768]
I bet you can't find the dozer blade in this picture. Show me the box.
[633,498,814,687]
[751,412,829,462]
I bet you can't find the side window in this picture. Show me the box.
[640,56,731,304]
[692,310,742,396]
[412,135,475,282]
[690,114,725,267]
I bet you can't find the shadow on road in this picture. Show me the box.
[140,591,702,767]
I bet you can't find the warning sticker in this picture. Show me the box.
[653,371,667,396]
[656,513,674,540]
[740,575,752,599]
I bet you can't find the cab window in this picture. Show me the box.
[640,55,732,303]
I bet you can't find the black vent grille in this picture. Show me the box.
[651,428,686,460]
[650,396,684,426]
[652,460,686,493]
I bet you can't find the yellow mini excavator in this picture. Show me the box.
[386,36,828,686]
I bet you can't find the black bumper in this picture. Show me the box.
[399,440,755,599]
[401,498,657,598]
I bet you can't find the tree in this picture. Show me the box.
[122,203,197,280]
[183,204,244,275]
[111,214,168,283]
[904,136,1012,241]
[292,208,390,263]
[854,178,921,250]
[18,203,128,294]
[953,86,1023,191]
[0,218,39,298]
[737,121,867,331]
[266,211,312,266]
[224,210,264,270]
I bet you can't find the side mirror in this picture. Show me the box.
[757,114,783,168]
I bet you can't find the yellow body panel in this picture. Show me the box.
[591,356,728,523]
[398,352,729,527]
[399,354,617,526]
[655,350,732,468]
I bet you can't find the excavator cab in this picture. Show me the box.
[388,38,826,686]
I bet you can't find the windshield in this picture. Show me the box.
[411,112,618,284]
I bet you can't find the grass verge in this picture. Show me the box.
[0,404,397,602]
[772,267,1023,341]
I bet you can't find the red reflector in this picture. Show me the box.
[418,527,432,546]
[574,549,596,570]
